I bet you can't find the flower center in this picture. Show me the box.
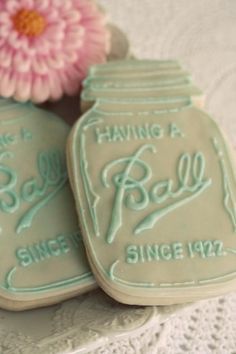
[12,9,46,37]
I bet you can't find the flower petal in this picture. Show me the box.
[8,31,22,49]
[0,47,13,68]
[31,76,50,103]
[12,51,31,72]
[32,57,49,75]
[60,68,80,95]
[47,54,64,69]
[0,70,16,97]
[62,10,81,24]
[34,0,51,12]
[21,0,34,9]
[48,71,63,101]
[0,11,11,25]
[14,74,32,102]
[5,0,21,15]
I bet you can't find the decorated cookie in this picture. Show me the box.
[0,98,95,310]
[67,98,236,305]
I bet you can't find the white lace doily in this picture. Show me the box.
[158,293,236,354]
[92,294,236,354]
[0,290,187,354]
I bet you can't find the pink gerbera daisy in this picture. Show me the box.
[0,0,110,103]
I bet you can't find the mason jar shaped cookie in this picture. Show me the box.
[68,98,236,305]
[0,99,95,310]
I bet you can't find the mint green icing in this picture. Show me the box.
[21,128,33,141]
[160,281,195,287]
[79,116,103,237]
[95,123,167,143]
[0,149,68,234]
[0,128,32,151]
[17,179,67,234]
[0,98,30,112]
[101,147,211,240]
[3,267,93,294]
[212,137,236,231]
[109,260,155,287]
[109,259,196,288]
[0,133,16,149]
[92,98,193,117]
[199,271,236,285]
[84,76,192,90]
[0,99,36,126]
[85,81,192,94]
[170,123,185,138]
[15,232,82,268]
[89,60,182,75]
[102,144,156,244]
[135,152,212,234]
[187,240,225,259]
[0,151,19,214]
[126,240,225,265]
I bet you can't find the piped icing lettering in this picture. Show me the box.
[0,149,67,234]
[16,232,82,267]
[126,240,225,264]
[102,145,211,243]
[0,128,32,149]
[95,123,185,143]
